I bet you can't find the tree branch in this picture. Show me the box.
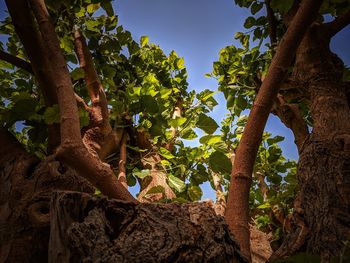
[73,29,109,127]
[225,0,322,259]
[0,50,33,73]
[26,0,135,202]
[326,9,350,37]
[265,0,278,47]
[118,133,128,189]
[5,0,60,152]
[272,94,309,153]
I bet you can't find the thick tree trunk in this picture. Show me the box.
[0,131,247,263]
[49,191,247,263]
[0,130,95,262]
[272,24,350,262]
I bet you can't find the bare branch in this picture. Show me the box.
[118,133,128,189]
[272,94,309,153]
[73,29,109,127]
[265,0,278,47]
[26,0,136,202]
[0,50,33,73]
[326,9,350,37]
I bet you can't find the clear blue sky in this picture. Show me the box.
[0,0,349,200]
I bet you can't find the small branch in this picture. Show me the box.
[165,101,182,152]
[73,29,109,126]
[254,171,269,202]
[265,0,278,47]
[118,133,128,189]
[0,50,33,73]
[272,94,309,153]
[211,170,226,217]
[326,9,350,37]
[75,93,90,111]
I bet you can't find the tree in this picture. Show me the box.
[0,0,247,262]
[0,0,349,262]
[210,0,350,261]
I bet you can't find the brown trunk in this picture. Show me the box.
[271,24,350,262]
[225,1,322,259]
[0,130,94,262]
[48,191,247,263]
[0,132,247,262]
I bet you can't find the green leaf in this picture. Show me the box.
[101,0,114,16]
[141,95,159,115]
[140,36,149,47]
[160,88,172,99]
[176,57,185,69]
[169,117,187,128]
[43,105,60,124]
[196,113,218,134]
[236,96,247,110]
[71,68,84,80]
[244,16,256,29]
[209,151,232,174]
[181,128,197,140]
[266,135,285,146]
[251,2,263,15]
[126,174,137,187]
[257,202,271,209]
[133,169,151,179]
[159,147,175,159]
[78,108,90,128]
[270,0,294,13]
[145,185,165,195]
[87,3,100,14]
[199,135,222,145]
[187,185,203,201]
[168,174,186,193]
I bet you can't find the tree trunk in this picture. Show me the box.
[0,130,94,262]
[272,24,350,262]
[49,191,247,263]
[0,131,247,262]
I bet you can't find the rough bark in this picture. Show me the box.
[48,191,247,263]
[0,130,94,263]
[225,1,322,259]
[136,131,176,202]
[271,23,350,262]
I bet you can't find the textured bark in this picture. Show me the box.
[136,131,176,202]
[0,130,94,263]
[271,23,350,262]
[48,191,248,263]
[225,1,322,259]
